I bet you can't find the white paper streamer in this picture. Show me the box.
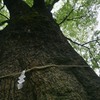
[17,70,26,89]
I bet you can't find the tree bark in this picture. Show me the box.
[0,0,100,100]
[33,0,46,9]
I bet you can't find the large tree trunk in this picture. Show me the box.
[0,0,100,100]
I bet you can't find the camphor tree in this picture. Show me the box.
[0,0,100,100]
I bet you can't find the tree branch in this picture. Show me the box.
[0,20,8,26]
[66,37,83,46]
[58,1,78,25]
[58,1,87,25]
[0,5,5,11]
[0,4,9,20]
[4,0,31,18]
[82,38,100,46]
[59,7,74,25]
[66,37,99,68]
[0,13,9,20]
[66,15,86,21]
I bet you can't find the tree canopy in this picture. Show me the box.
[0,0,100,74]
[51,0,100,72]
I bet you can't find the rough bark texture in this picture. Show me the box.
[0,0,100,100]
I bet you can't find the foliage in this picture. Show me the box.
[0,0,9,30]
[51,0,100,71]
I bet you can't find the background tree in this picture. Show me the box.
[0,0,100,100]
